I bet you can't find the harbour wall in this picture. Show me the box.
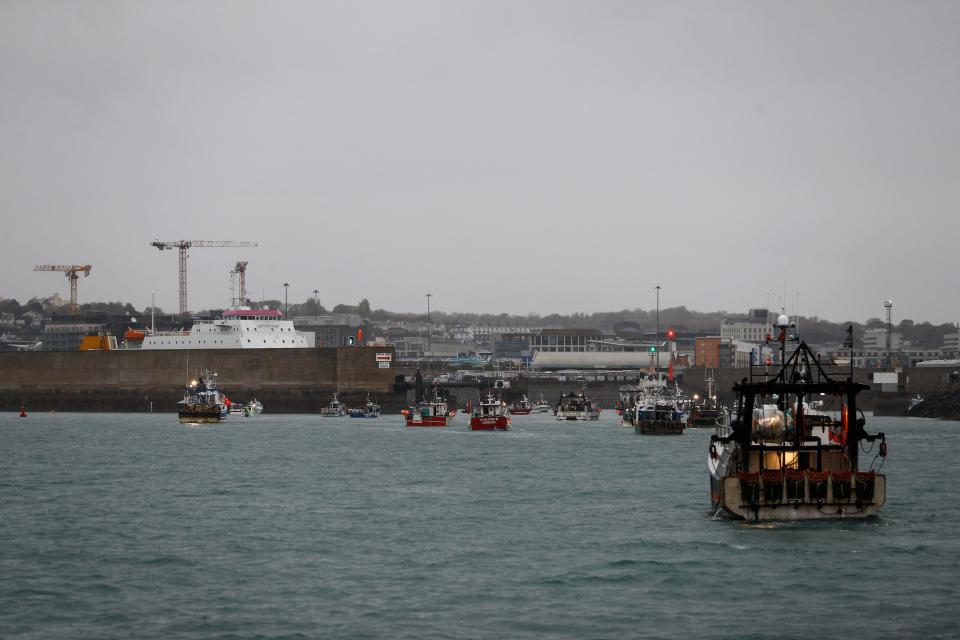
[0,347,400,413]
[432,366,960,414]
[3,351,955,415]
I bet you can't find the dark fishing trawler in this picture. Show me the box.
[708,318,887,521]
[687,377,730,428]
[178,370,229,423]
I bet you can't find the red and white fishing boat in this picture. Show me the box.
[508,394,533,415]
[403,388,457,427]
[470,392,512,431]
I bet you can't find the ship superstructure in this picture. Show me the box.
[138,309,309,350]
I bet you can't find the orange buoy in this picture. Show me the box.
[19,405,27,418]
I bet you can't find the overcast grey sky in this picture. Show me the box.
[1,1,957,323]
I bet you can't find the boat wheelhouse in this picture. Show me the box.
[709,329,887,521]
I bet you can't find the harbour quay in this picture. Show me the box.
[0,347,398,413]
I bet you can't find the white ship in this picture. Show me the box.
[135,309,310,350]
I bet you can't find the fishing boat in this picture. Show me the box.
[242,399,263,416]
[633,391,685,435]
[229,398,264,416]
[687,377,730,428]
[620,373,670,428]
[470,392,512,430]
[178,370,229,423]
[555,389,601,421]
[530,393,552,414]
[404,386,457,427]
[350,396,382,418]
[320,392,347,417]
[708,318,887,521]
[508,394,533,415]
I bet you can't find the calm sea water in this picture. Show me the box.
[1,410,959,639]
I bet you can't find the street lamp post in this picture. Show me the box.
[283,283,289,316]
[884,300,893,369]
[313,289,319,322]
[655,285,661,372]
[425,293,432,357]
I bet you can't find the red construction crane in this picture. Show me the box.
[33,264,92,313]
[150,240,257,315]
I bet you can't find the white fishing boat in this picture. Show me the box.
[243,399,263,416]
[320,392,347,417]
[350,396,382,418]
[530,393,552,414]
[555,389,601,421]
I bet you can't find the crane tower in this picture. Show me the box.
[33,264,92,313]
[151,240,257,315]
[231,261,249,308]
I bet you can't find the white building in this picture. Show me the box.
[942,332,959,357]
[468,324,544,339]
[862,328,904,351]
[720,308,773,344]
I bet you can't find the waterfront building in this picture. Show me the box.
[41,322,108,351]
[531,328,608,353]
[694,336,724,368]
[719,308,773,344]
[942,332,959,358]
[293,314,364,347]
[493,333,532,364]
[862,327,904,351]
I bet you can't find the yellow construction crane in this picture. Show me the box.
[33,264,92,312]
[150,240,257,315]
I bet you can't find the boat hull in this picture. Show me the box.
[508,407,532,415]
[178,405,227,423]
[469,415,511,430]
[556,411,600,421]
[711,474,886,521]
[405,412,456,427]
[636,419,684,435]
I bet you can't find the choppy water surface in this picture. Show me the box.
[2,411,959,639]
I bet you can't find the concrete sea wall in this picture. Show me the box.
[0,347,400,413]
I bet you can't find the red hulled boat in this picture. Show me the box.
[404,387,457,427]
[470,392,512,431]
[508,394,533,415]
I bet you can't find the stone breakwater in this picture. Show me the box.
[0,347,400,413]
[907,386,960,421]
